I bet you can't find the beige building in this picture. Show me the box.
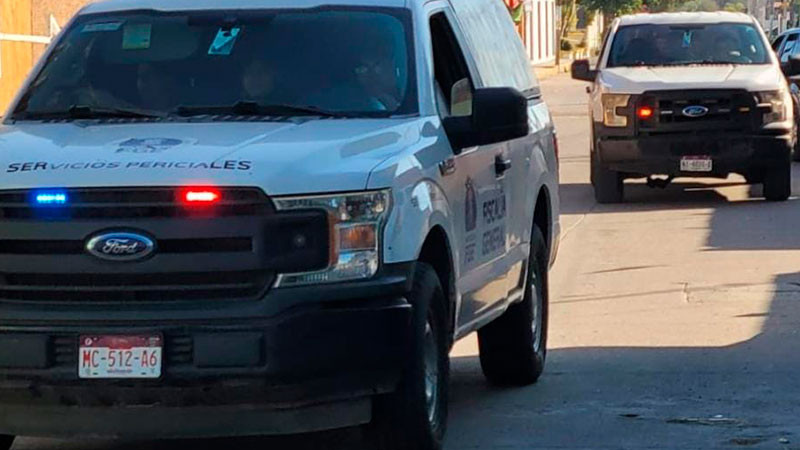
[0,0,90,111]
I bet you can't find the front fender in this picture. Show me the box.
[383,179,458,274]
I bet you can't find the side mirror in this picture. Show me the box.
[443,87,528,152]
[571,59,597,82]
[785,55,800,77]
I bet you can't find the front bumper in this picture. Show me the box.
[597,133,792,177]
[0,263,414,438]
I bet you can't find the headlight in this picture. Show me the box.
[273,190,390,286]
[756,90,791,124]
[601,94,631,127]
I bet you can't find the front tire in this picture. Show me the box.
[763,162,791,201]
[0,435,14,450]
[592,153,623,203]
[478,225,548,386]
[367,263,449,450]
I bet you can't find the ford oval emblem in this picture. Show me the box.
[86,232,155,262]
[682,105,709,118]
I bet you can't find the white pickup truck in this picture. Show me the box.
[573,12,793,203]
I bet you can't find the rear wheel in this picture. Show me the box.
[763,162,791,201]
[793,120,800,161]
[478,225,548,386]
[0,435,14,450]
[592,153,623,203]
[367,263,449,450]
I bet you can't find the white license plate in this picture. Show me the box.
[79,335,162,379]
[680,156,713,172]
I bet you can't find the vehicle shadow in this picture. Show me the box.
[561,162,800,217]
[445,271,800,449]
[30,264,800,450]
[559,179,758,216]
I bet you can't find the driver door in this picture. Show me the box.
[428,6,511,334]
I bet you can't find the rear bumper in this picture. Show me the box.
[0,263,414,438]
[597,133,792,177]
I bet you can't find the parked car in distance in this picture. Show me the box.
[573,12,794,203]
[772,27,800,161]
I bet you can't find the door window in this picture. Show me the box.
[780,33,798,62]
[773,35,786,52]
[430,12,474,118]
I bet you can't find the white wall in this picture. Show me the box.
[525,0,557,66]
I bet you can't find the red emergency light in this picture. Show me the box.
[181,188,221,204]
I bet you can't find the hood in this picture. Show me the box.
[0,118,423,196]
[600,65,786,94]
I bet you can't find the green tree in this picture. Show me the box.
[678,0,719,11]
[722,1,746,11]
[580,0,644,16]
[645,0,685,12]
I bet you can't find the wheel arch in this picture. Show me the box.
[533,185,553,259]
[417,225,457,347]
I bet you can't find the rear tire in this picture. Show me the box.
[478,225,548,386]
[763,162,791,201]
[0,435,14,450]
[592,153,623,203]
[793,121,800,161]
[367,263,449,450]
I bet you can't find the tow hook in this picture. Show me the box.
[646,176,673,189]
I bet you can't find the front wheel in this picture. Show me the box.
[367,263,449,450]
[477,225,548,386]
[0,435,14,450]
[763,162,791,201]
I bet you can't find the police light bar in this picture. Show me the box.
[183,189,220,204]
[34,191,68,205]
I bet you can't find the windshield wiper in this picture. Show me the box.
[16,104,167,120]
[174,101,349,118]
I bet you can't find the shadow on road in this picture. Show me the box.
[446,270,800,449]
[559,180,760,216]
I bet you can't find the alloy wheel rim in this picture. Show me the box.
[423,317,440,426]
[531,265,543,352]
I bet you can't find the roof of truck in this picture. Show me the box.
[617,11,755,26]
[80,0,408,15]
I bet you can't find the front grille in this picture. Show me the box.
[0,186,331,304]
[54,335,76,367]
[0,187,270,219]
[0,271,271,302]
[638,90,759,133]
[0,238,252,255]
[658,98,735,123]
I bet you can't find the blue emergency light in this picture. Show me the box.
[34,191,68,205]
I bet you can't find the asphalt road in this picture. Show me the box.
[16,74,800,450]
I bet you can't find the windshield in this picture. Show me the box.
[607,23,769,67]
[12,8,416,120]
